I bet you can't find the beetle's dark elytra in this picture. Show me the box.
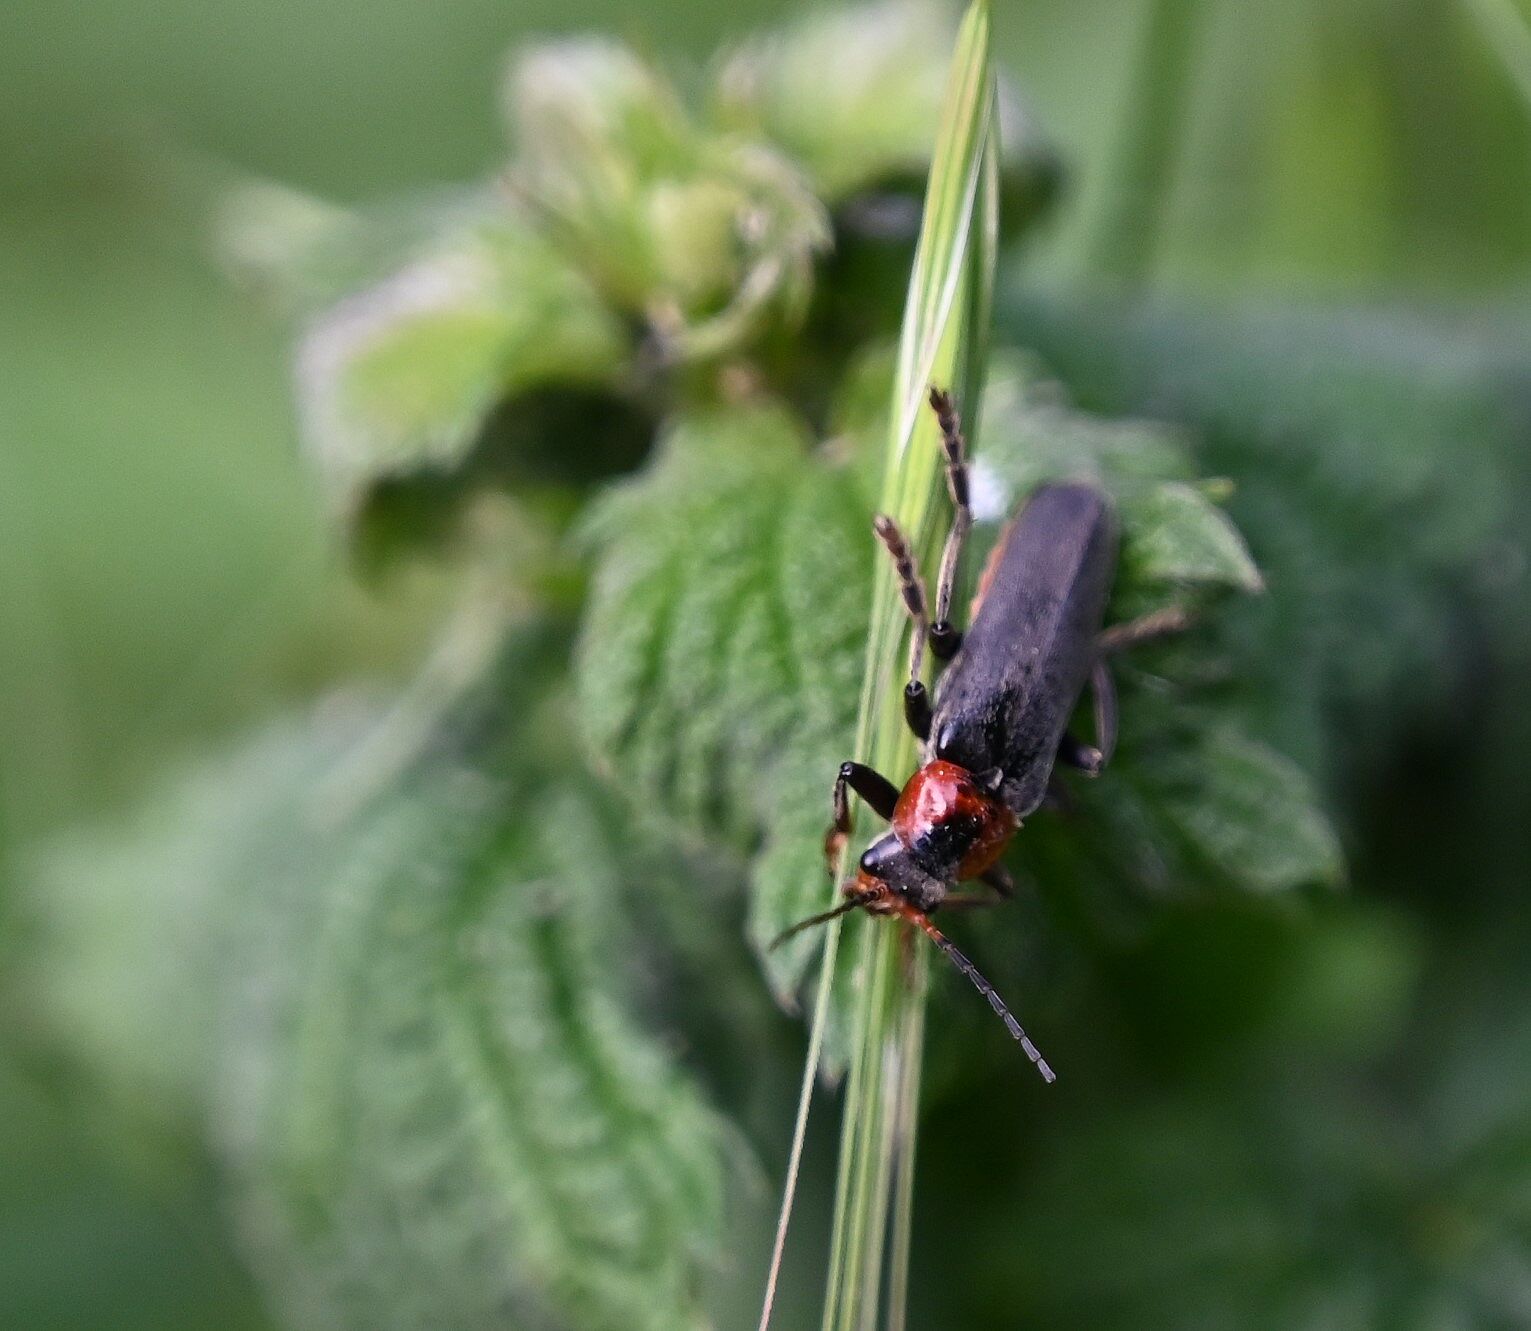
[932,481,1118,818]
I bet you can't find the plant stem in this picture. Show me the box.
[823,6,999,1328]
[757,7,997,1327]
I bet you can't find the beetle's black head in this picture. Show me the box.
[856,831,948,915]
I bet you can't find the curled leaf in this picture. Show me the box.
[297,219,625,515]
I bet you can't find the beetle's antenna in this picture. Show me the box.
[907,909,1056,1083]
[768,890,881,951]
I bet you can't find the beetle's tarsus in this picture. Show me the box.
[825,761,900,876]
[1058,733,1104,776]
[904,681,933,741]
[927,387,972,647]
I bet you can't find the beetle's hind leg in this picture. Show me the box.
[1058,659,1117,775]
[927,386,972,662]
[824,761,900,877]
[1064,607,1194,775]
[872,514,936,741]
[1099,605,1193,654]
[1065,606,1190,772]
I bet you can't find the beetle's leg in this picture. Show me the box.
[1059,658,1119,774]
[940,864,1015,912]
[1058,732,1105,776]
[872,514,935,741]
[1099,605,1192,654]
[927,386,971,661]
[1090,657,1117,764]
[1057,613,1180,773]
[1040,774,1076,815]
[824,760,901,876]
[938,894,1001,912]
[981,863,1015,899]
[1065,649,1126,775]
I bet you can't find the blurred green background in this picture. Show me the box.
[4,1,1531,1328]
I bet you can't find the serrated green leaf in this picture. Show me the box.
[231,767,722,1331]
[1000,716,1342,950]
[1120,481,1264,592]
[970,357,1261,596]
[1162,729,1344,893]
[1004,295,1527,777]
[22,705,380,1128]
[1005,297,1519,565]
[25,638,725,1331]
[575,405,869,998]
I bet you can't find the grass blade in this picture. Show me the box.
[767,6,998,1329]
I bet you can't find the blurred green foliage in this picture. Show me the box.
[4,1,1531,1329]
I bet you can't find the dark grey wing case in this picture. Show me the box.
[930,482,1117,816]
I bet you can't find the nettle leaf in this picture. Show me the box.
[575,404,870,997]
[297,218,626,513]
[1119,482,1264,594]
[229,767,722,1331]
[976,365,1259,603]
[1005,298,1521,560]
[26,641,724,1331]
[1007,711,1343,915]
[1005,296,1527,776]
[23,704,380,1127]
[1159,728,1344,893]
[967,358,1336,901]
[967,358,1198,506]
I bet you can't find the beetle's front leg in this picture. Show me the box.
[927,386,972,662]
[824,761,901,877]
[872,514,936,742]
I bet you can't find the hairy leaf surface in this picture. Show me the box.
[1006,297,1529,777]
[28,644,724,1331]
[298,221,625,513]
[576,405,871,997]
